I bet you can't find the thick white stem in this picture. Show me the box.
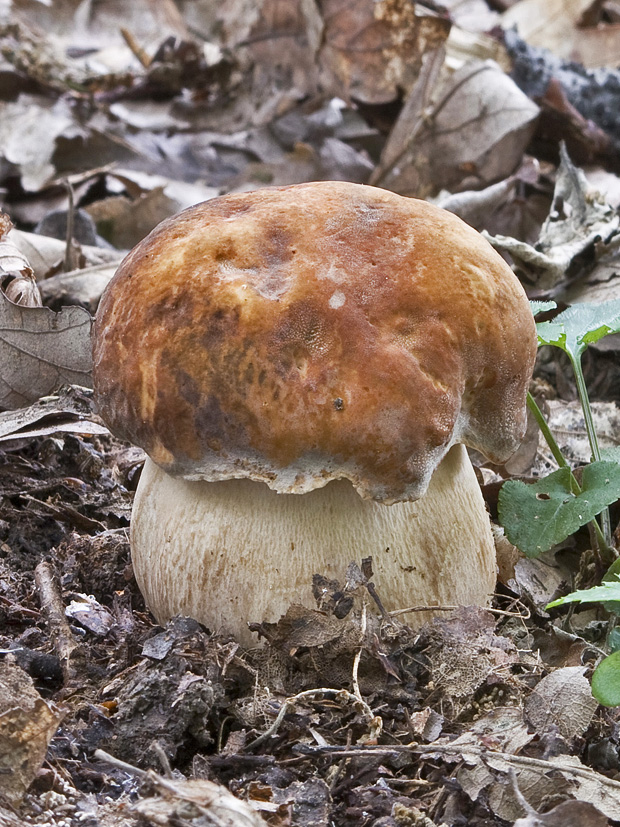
[131,444,496,646]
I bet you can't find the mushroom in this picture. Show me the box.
[92,181,537,646]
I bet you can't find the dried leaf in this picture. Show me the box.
[526,666,598,740]
[8,228,121,281]
[374,60,538,197]
[65,594,115,637]
[0,293,92,410]
[0,659,63,805]
[0,212,41,307]
[0,95,74,191]
[514,800,609,827]
[131,775,265,827]
[508,556,568,613]
[484,145,620,289]
[502,0,620,69]
[318,0,450,105]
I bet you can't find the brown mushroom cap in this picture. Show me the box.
[93,181,537,503]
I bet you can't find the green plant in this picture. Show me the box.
[498,298,620,705]
[498,299,620,560]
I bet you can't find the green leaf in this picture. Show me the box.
[608,628,620,653]
[498,461,620,557]
[530,300,557,317]
[546,576,620,609]
[592,651,620,707]
[601,446,620,465]
[535,299,620,359]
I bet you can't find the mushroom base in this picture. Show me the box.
[131,444,496,646]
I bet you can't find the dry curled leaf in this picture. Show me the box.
[0,659,63,805]
[0,294,92,410]
[0,212,41,307]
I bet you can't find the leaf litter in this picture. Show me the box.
[2,1,620,825]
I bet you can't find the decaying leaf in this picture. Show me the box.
[525,666,598,741]
[514,799,608,827]
[502,0,620,70]
[318,0,450,105]
[0,658,63,805]
[424,607,518,710]
[485,144,620,289]
[0,95,75,191]
[0,294,92,409]
[8,227,122,281]
[0,212,41,307]
[374,59,539,197]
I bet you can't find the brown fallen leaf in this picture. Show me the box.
[0,658,64,805]
[373,59,539,197]
[514,799,609,826]
[0,294,92,410]
[526,666,598,741]
[318,0,450,105]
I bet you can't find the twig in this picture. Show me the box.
[63,180,75,274]
[34,560,78,678]
[508,767,538,816]
[351,602,366,703]
[289,741,620,794]
[120,27,151,67]
[389,602,530,620]
[245,687,378,751]
[389,605,458,617]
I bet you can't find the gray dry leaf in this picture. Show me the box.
[374,59,538,197]
[0,215,41,307]
[0,96,75,191]
[508,556,568,614]
[0,293,92,409]
[514,799,609,827]
[525,666,598,741]
[130,776,264,827]
[0,384,100,441]
[8,228,122,281]
[485,144,620,290]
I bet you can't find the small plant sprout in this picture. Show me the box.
[498,298,620,562]
[499,297,620,706]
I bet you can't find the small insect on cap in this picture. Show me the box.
[92,181,537,503]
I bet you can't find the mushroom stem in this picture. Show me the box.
[131,444,496,646]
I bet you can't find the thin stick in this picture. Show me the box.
[245,688,377,751]
[63,180,75,274]
[351,602,366,703]
[291,740,620,794]
[34,560,78,678]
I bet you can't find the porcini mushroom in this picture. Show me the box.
[92,182,537,646]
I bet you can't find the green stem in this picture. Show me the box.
[527,392,613,560]
[527,393,570,470]
[570,354,613,547]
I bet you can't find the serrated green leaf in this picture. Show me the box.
[592,651,620,706]
[535,299,620,359]
[498,462,620,557]
[530,300,557,317]
[546,575,620,609]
